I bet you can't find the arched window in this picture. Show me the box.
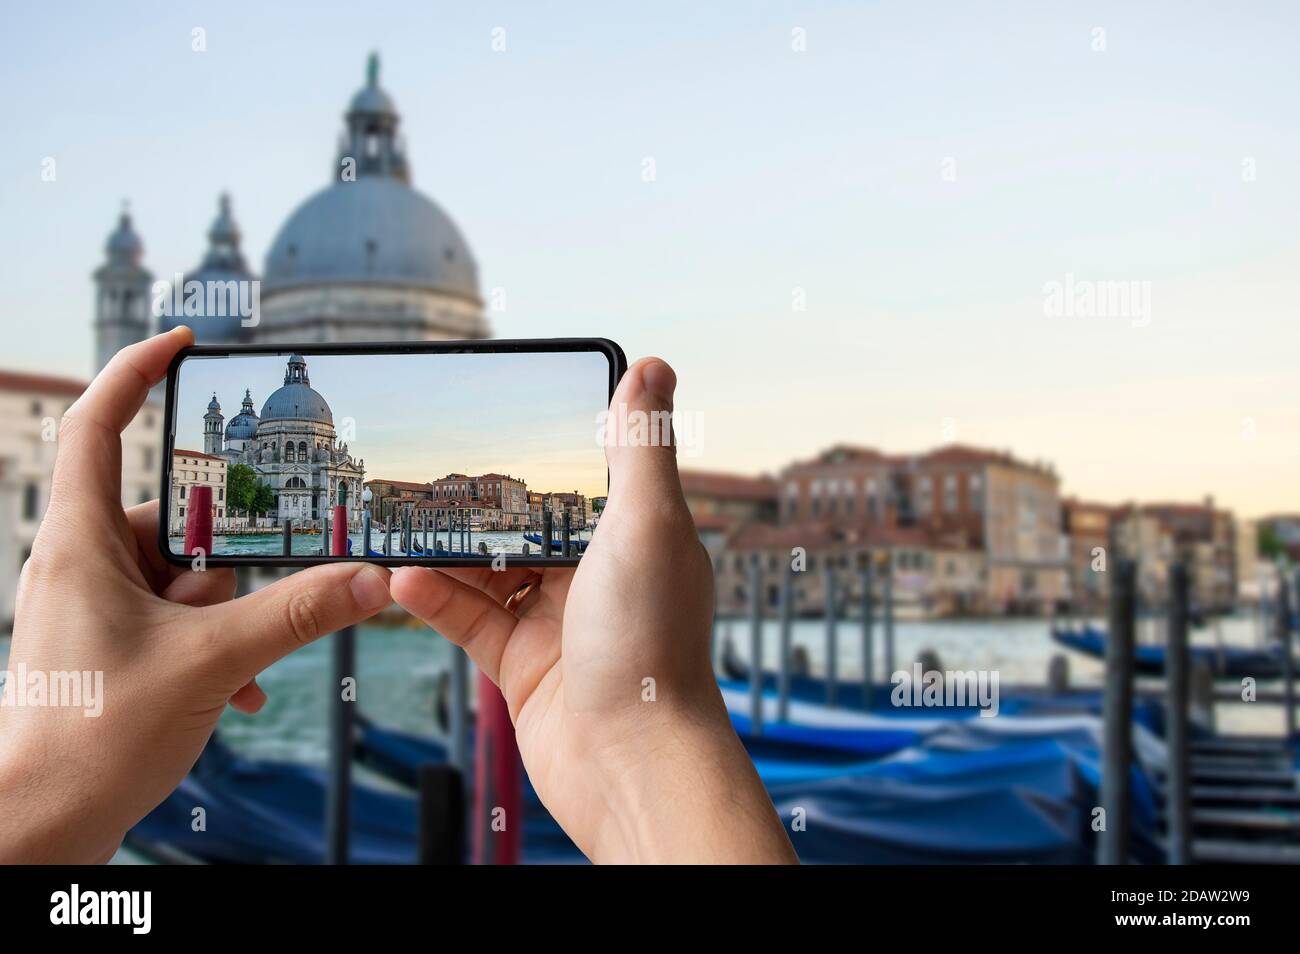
[285,443,296,463]
[286,477,307,489]
[298,441,309,460]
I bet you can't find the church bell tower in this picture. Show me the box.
[204,394,224,455]
[93,205,153,374]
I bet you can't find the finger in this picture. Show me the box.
[206,562,392,676]
[603,357,687,506]
[389,567,519,684]
[123,499,237,603]
[162,566,238,607]
[124,499,193,593]
[229,679,267,714]
[51,327,194,520]
[123,500,172,591]
[434,565,541,605]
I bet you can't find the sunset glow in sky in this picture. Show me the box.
[2,2,1296,516]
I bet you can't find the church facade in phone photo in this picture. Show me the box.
[193,353,366,529]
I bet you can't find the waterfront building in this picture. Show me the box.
[1138,499,1237,613]
[773,443,1067,614]
[715,521,987,619]
[1061,498,1113,611]
[0,371,159,627]
[679,470,778,552]
[364,478,433,527]
[170,449,228,532]
[1110,505,1174,603]
[477,473,530,529]
[543,491,593,530]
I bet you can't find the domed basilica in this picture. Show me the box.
[202,354,365,525]
[92,53,488,372]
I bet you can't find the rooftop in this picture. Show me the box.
[679,469,778,502]
[0,369,86,399]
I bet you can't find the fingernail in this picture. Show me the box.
[350,565,392,612]
[641,360,676,403]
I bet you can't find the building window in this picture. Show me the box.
[22,483,39,521]
[180,485,186,499]
[31,400,41,417]
[143,448,154,470]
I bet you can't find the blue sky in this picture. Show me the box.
[2,1,1298,515]
[175,351,611,498]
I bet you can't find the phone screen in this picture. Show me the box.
[161,341,622,565]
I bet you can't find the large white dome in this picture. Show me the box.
[263,177,480,302]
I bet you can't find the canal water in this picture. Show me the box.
[1,612,1280,774]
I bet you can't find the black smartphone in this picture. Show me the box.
[158,338,625,568]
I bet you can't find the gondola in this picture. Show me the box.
[522,533,589,553]
[1051,625,1286,678]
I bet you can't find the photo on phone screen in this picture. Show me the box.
[161,342,621,564]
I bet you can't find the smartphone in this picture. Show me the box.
[158,338,625,567]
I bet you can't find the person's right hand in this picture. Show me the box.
[390,358,796,863]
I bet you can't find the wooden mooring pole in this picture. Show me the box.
[777,563,794,723]
[861,563,874,710]
[1165,563,1192,865]
[824,564,838,708]
[749,559,763,736]
[1280,570,1296,740]
[325,486,355,864]
[1100,558,1137,865]
[883,552,896,679]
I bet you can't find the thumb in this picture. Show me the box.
[205,563,392,676]
[604,357,686,506]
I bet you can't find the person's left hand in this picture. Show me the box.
[0,328,393,863]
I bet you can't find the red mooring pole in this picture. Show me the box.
[331,504,348,557]
[184,485,214,558]
[473,672,523,864]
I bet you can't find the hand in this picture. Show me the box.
[390,358,797,863]
[0,328,393,863]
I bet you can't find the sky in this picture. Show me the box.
[1,1,1297,517]
[175,351,612,499]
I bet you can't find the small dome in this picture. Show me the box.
[207,193,241,249]
[225,389,259,439]
[158,193,256,343]
[106,210,143,262]
[349,84,397,116]
[206,393,221,413]
[348,52,397,117]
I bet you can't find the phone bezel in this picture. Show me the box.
[158,337,626,568]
